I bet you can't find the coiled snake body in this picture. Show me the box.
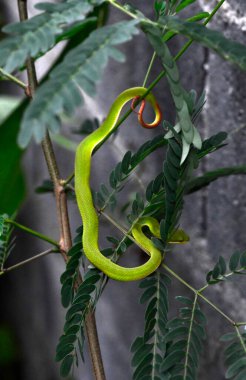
[75,87,169,281]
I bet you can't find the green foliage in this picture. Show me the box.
[162,16,246,71]
[0,10,98,216]
[160,295,206,378]
[58,224,107,376]
[197,131,228,158]
[154,0,198,17]
[94,134,167,212]
[161,137,183,244]
[183,132,246,196]
[176,0,196,13]
[206,251,246,285]
[143,24,201,162]
[221,330,246,379]
[0,101,26,214]
[131,271,171,379]
[0,0,103,72]
[18,20,139,147]
[0,214,14,271]
[185,166,246,194]
[60,226,83,308]
[57,268,103,377]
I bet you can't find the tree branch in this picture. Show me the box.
[17,1,106,379]
[0,248,55,275]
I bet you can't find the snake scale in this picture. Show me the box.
[75,87,188,281]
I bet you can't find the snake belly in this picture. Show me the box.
[75,87,162,281]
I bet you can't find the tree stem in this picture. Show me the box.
[105,0,226,139]
[5,218,59,248]
[0,67,27,89]
[17,1,106,379]
[0,248,55,275]
[162,264,235,325]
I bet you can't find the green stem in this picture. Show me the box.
[184,294,198,380]
[0,68,27,90]
[234,325,246,353]
[142,52,157,87]
[51,133,78,152]
[198,284,209,293]
[98,208,236,327]
[99,210,131,237]
[62,172,75,186]
[17,1,106,379]
[203,0,226,26]
[162,264,235,325]
[0,248,55,275]
[236,322,246,327]
[5,218,60,248]
[107,0,139,20]
[95,0,225,151]
[198,266,246,293]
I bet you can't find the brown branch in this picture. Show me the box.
[17,1,106,379]
[0,248,55,275]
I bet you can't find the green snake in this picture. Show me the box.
[75,87,188,281]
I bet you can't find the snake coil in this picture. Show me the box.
[75,87,163,281]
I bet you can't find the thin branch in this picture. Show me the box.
[0,67,27,90]
[5,218,59,248]
[234,325,246,353]
[184,294,198,379]
[53,0,226,184]
[0,248,55,275]
[17,1,106,379]
[103,0,227,143]
[163,264,236,326]
[236,322,246,327]
[107,0,140,20]
[99,210,238,328]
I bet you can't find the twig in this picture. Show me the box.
[163,264,236,325]
[5,218,59,248]
[0,67,27,90]
[17,1,106,379]
[104,0,227,141]
[0,248,55,275]
[99,210,238,327]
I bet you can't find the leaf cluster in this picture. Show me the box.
[60,226,83,308]
[58,224,107,377]
[221,331,246,379]
[131,271,171,379]
[162,17,246,71]
[161,296,206,379]
[94,134,167,212]
[18,20,139,147]
[57,269,103,377]
[206,251,246,285]
[0,0,103,73]
[0,214,14,271]
[161,137,183,244]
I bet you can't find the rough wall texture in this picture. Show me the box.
[1,1,246,380]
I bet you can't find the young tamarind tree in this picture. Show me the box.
[0,0,246,379]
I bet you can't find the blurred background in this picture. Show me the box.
[0,0,246,379]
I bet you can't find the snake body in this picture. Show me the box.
[75,87,163,281]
